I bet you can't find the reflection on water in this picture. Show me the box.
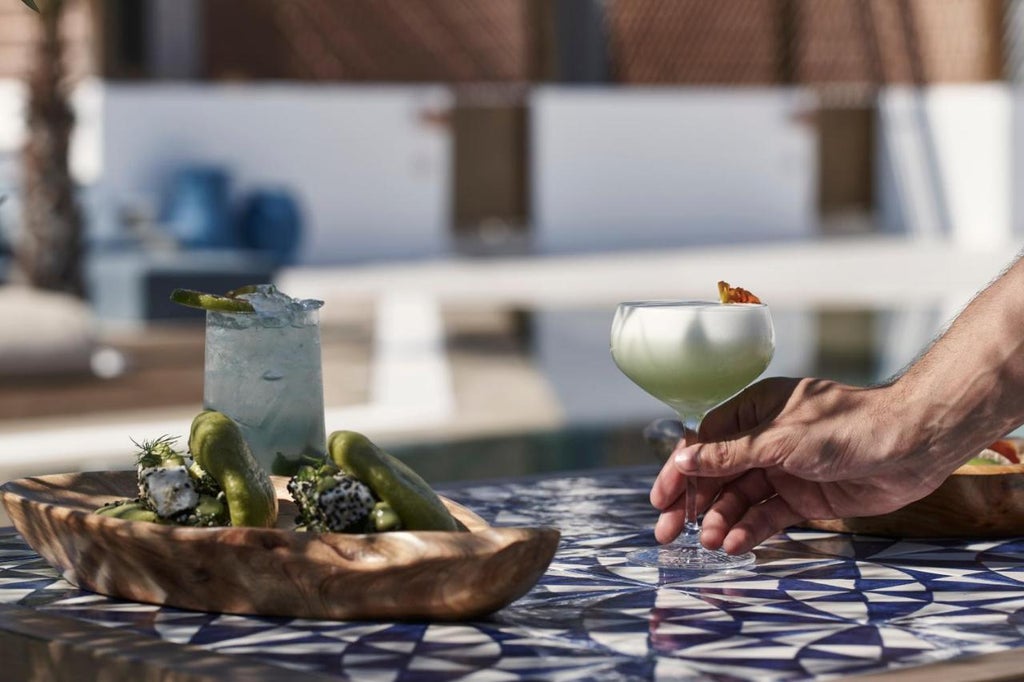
[393,423,655,485]
[397,305,948,484]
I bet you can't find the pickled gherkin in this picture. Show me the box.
[328,430,461,532]
[94,412,279,529]
[188,410,278,528]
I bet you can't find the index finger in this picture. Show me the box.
[650,448,687,511]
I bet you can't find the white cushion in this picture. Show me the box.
[0,286,95,376]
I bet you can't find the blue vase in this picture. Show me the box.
[238,190,303,263]
[165,166,234,249]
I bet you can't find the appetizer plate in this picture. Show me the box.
[804,463,1024,538]
[0,471,560,621]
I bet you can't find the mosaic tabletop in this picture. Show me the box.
[4,467,1024,681]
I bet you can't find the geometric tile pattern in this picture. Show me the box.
[4,467,1024,680]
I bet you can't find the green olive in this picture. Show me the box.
[370,501,402,532]
[192,494,230,526]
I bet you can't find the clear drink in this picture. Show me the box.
[203,290,326,476]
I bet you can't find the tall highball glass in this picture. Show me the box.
[203,301,327,476]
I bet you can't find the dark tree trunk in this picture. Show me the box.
[16,0,85,298]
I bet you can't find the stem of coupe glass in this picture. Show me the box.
[676,412,703,547]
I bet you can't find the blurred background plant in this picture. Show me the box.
[14,0,84,298]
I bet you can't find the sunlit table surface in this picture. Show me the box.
[4,466,1024,681]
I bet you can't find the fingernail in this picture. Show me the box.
[674,448,697,472]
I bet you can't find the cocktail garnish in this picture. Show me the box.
[988,439,1020,463]
[964,440,1021,466]
[224,283,285,299]
[170,288,255,313]
[718,281,762,304]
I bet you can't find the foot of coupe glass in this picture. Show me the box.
[627,544,756,571]
[632,413,758,571]
[629,458,757,572]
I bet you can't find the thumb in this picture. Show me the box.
[673,432,767,478]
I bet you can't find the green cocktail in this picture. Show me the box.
[611,300,774,570]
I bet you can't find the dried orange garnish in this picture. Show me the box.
[988,439,1020,464]
[718,281,762,304]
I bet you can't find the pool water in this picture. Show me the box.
[394,304,959,484]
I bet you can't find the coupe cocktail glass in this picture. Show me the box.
[203,291,327,476]
[611,300,774,570]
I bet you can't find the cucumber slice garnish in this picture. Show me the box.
[169,288,255,313]
[224,284,272,298]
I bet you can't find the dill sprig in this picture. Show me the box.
[132,434,182,469]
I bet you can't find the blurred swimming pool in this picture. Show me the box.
[392,303,956,484]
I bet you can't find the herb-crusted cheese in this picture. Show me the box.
[139,465,199,518]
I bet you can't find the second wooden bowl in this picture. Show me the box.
[804,463,1024,538]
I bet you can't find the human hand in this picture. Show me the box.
[650,377,959,555]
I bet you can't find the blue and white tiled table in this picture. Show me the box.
[3,467,1024,681]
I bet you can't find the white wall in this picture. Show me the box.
[0,80,26,244]
[877,84,1012,249]
[1012,87,1024,242]
[3,79,1020,265]
[0,80,452,264]
[0,78,103,186]
[530,87,818,255]
[92,84,452,264]
[0,80,23,156]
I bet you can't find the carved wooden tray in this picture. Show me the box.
[0,471,560,621]
[803,463,1024,538]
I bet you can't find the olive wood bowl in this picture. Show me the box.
[0,471,560,621]
[803,463,1024,538]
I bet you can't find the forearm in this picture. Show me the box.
[891,254,1024,470]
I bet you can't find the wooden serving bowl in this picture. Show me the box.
[0,471,560,621]
[804,463,1024,538]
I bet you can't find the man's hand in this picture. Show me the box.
[650,377,959,555]
[651,254,1024,557]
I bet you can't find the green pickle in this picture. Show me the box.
[328,430,461,532]
[95,500,166,524]
[189,410,278,528]
[99,416,459,534]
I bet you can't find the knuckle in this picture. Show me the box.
[705,440,735,473]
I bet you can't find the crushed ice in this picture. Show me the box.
[212,284,323,328]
